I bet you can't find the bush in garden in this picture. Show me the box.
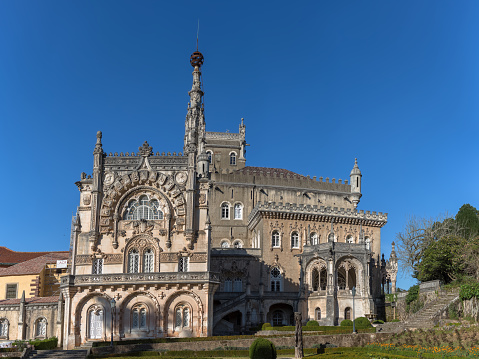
[249,338,277,359]
[340,319,353,326]
[306,320,319,327]
[261,323,272,330]
[354,317,373,329]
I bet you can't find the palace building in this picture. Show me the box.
[59,49,397,348]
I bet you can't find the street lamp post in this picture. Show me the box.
[110,298,116,347]
[352,286,356,334]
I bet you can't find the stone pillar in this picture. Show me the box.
[294,312,303,359]
[17,291,26,340]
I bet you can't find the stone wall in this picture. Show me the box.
[91,332,393,356]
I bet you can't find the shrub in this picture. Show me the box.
[459,283,479,301]
[249,338,276,359]
[340,319,353,326]
[306,320,319,327]
[30,337,58,350]
[353,317,372,329]
[261,323,272,330]
[373,320,384,324]
[405,284,419,305]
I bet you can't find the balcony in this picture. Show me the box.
[61,271,220,287]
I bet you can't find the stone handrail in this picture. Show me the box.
[61,271,220,286]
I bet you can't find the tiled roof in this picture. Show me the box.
[0,295,59,305]
[234,166,307,179]
[0,247,56,266]
[0,252,69,277]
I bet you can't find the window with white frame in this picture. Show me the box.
[128,249,140,273]
[224,278,232,292]
[124,195,164,220]
[229,152,236,165]
[35,318,46,337]
[179,257,189,272]
[5,284,17,299]
[291,232,299,248]
[310,232,319,245]
[346,235,354,244]
[221,203,230,219]
[92,258,103,274]
[272,231,280,248]
[365,237,371,250]
[0,319,8,338]
[234,203,243,220]
[233,278,242,292]
[132,306,147,330]
[143,249,154,273]
[270,267,282,292]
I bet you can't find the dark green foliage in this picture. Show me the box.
[30,337,58,350]
[249,338,276,359]
[456,204,479,239]
[459,283,479,300]
[305,320,319,327]
[340,319,353,326]
[372,320,384,324]
[405,284,419,305]
[353,317,372,329]
[261,323,271,330]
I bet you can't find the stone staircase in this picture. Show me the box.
[213,293,247,326]
[378,291,460,333]
[26,349,87,359]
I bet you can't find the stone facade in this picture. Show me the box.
[61,49,398,348]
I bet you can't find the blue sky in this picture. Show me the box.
[0,1,478,290]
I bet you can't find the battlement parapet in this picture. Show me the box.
[206,131,242,140]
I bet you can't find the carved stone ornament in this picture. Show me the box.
[82,194,91,206]
[104,172,115,186]
[198,194,206,205]
[139,141,153,157]
[175,172,188,185]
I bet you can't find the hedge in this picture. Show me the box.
[261,323,272,330]
[249,338,276,359]
[30,337,58,350]
[305,320,319,327]
[353,317,372,329]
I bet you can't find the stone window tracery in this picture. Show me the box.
[92,258,103,274]
[220,240,230,248]
[291,232,299,249]
[124,195,163,220]
[310,232,319,245]
[224,278,232,292]
[346,235,354,243]
[229,152,237,165]
[132,305,147,330]
[233,240,243,248]
[128,249,140,273]
[272,310,283,326]
[35,317,47,338]
[312,268,319,291]
[0,319,8,338]
[233,278,242,292]
[174,304,191,331]
[143,248,154,273]
[270,267,282,292]
[179,257,189,272]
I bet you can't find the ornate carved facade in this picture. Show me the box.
[61,49,397,348]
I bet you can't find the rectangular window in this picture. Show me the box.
[179,257,189,272]
[92,258,103,274]
[6,284,17,299]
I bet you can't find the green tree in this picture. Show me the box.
[455,204,479,239]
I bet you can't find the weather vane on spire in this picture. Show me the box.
[190,20,204,68]
[196,19,199,51]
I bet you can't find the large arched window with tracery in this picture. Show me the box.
[132,305,147,330]
[270,267,282,292]
[0,319,8,338]
[35,318,47,338]
[175,304,191,331]
[312,268,319,291]
[143,248,154,273]
[124,195,163,220]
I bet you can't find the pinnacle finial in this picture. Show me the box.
[190,51,204,68]
[96,131,102,145]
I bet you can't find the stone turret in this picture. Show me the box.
[349,158,362,208]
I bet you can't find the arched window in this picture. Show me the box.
[92,258,103,274]
[338,268,347,290]
[0,319,8,338]
[88,308,103,339]
[234,203,243,220]
[221,203,230,219]
[233,240,243,248]
[346,235,354,244]
[128,249,139,273]
[207,151,212,163]
[272,310,283,326]
[315,308,321,320]
[124,195,163,220]
[143,248,154,273]
[311,268,319,291]
[291,232,299,249]
[221,240,230,248]
[345,307,351,320]
[175,304,191,331]
[233,278,242,292]
[272,231,280,248]
[270,267,282,292]
[320,268,327,290]
[132,306,147,330]
[224,278,232,292]
[348,268,357,290]
[310,232,319,245]
[229,152,236,165]
[35,318,47,338]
